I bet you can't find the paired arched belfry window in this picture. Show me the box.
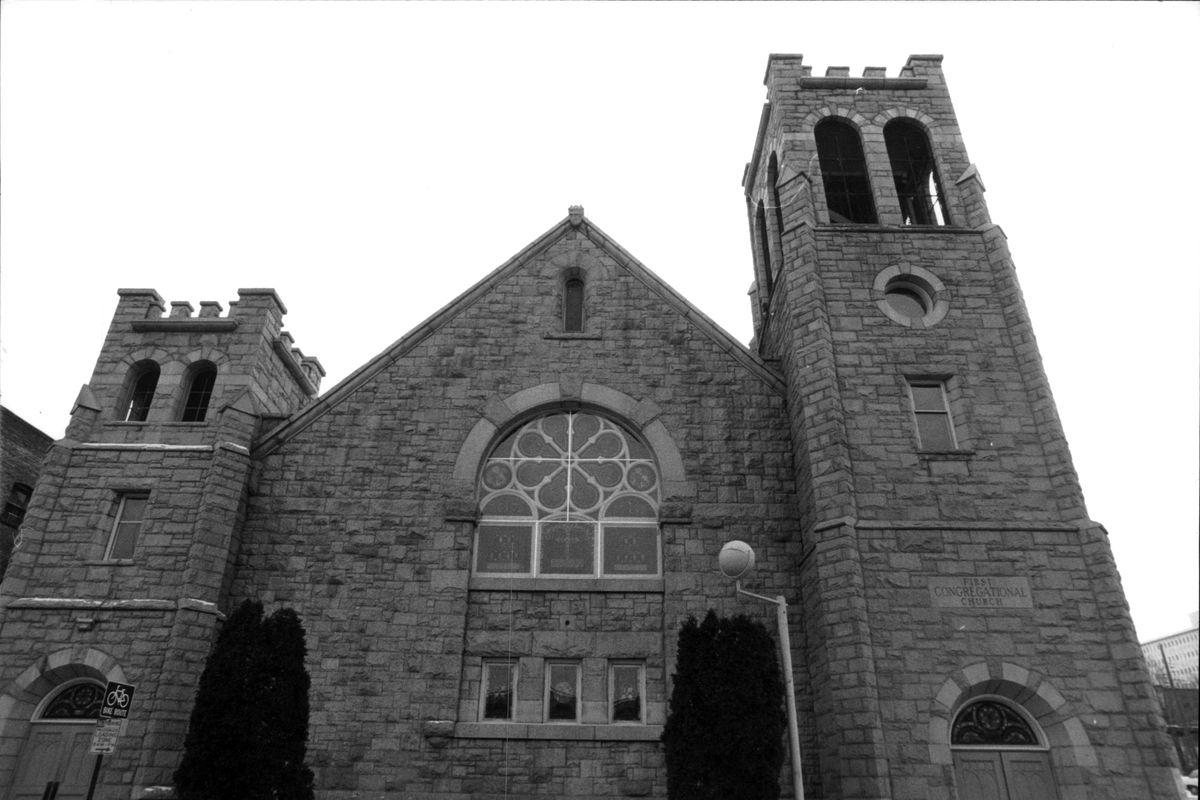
[474,411,660,578]
[179,362,218,422]
[120,361,160,422]
[815,118,877,224]
[885,119,949,226]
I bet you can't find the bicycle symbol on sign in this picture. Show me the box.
[106,686,130,709]
[100,680,135,719]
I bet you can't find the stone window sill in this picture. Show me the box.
[454,722,662,741]
[85,559,136,566]
[917,449,975,460]
[470,576,664,593]
[543,332,603,340]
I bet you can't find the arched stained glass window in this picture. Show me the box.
[951,699,1038,746]
[475,411,660,578]
[39,681,104,720]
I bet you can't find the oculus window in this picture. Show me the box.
[474,411,660,578]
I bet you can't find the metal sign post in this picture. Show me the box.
[86,682,136,800]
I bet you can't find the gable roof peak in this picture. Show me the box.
[568,205,585,227]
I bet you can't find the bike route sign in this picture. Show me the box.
[100,681,135,719]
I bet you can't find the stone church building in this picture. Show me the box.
[0,54,1179,799]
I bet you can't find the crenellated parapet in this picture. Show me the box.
[73,288,322,445]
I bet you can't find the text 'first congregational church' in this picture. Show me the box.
[0,54,1180,799]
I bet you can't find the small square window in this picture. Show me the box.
[106,493,148,559]
[609,662,645,724]
[480,660,517,721]
[544,661,580,722]
[907,380,956,450]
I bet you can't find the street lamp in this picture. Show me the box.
[718,540,805,800]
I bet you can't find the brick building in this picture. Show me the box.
[0,54,1180,800]
[0,407,54,581]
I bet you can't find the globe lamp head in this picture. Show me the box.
[718,540,756,579]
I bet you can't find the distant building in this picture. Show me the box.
[0,406,53,579]
[0,53,1183,800]
[1143,624,1200,689]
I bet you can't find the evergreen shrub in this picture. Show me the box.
[174,599,315,800]
[662,610,786,800]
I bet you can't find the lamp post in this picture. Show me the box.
[718,540,805,800]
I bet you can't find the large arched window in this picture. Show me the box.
[119,360,160,422]
[885,119,949,225]
[815,118,877,224]
[178,361,218,422]
[474,411,660,578]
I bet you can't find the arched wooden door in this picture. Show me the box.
[951,698,1060,800]
[7,680,102,800]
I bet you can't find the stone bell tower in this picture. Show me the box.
[0,289,322,792]
[742,54,1176,799]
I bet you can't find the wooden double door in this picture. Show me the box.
[953,749,1059,800]
[7,723,96,800]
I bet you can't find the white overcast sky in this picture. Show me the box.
[1,1,1197,642]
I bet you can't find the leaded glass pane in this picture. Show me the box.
[540,521,594,575]
[41,682,103,720]
[603,526,659,575]
[476,524,533,574]
[951,700,1037,746]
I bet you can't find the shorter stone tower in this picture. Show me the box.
[0,289,321,792]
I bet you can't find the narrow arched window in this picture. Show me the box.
[815,118,877,224]
[474,410,660,578]
[768,153,786,253]
[120,361,160,422]
[885,119,949,225]
[755,202,773,296]
[179,362,217,422]
[563,275,585,333]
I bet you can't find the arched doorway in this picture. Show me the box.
[951,697,1060,800]
[8,679,103,800]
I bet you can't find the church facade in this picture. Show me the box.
[0,54,1179,800]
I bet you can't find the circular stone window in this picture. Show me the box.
[873,265,949,328]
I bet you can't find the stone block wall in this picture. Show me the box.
[229,223,812,798]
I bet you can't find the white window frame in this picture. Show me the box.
[608,661,646,724]
[474,520,661,579]
[543,661,581,723]
[479,660,518,722]
[907,379,957,451]
[105,493,149,560]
